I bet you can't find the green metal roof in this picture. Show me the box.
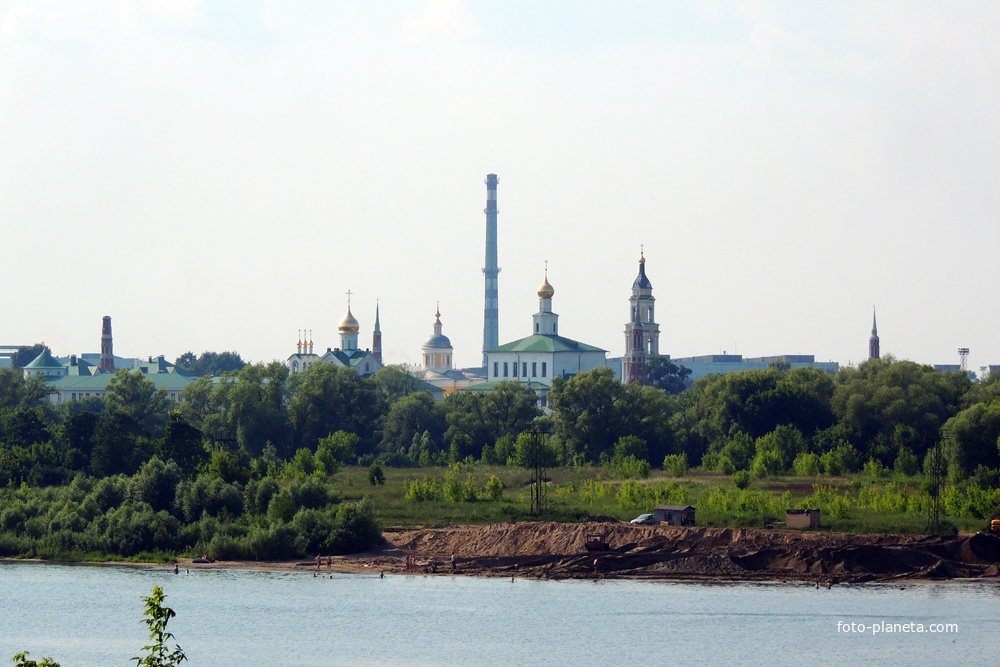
[488,334,605,354]
[463,380,549,392]
[24,348,63,369]
[48,371,197,393]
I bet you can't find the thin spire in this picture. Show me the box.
[872,306,878,336]
[374,300,381,330]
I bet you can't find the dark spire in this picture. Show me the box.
[869,306,880,360]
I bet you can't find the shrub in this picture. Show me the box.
[732,470,751,490]
[894,447,920,477]
[792,452,821,477]
[368,463,385,486]
[612,455,651,479]
[662,453,688,477]
[484,475,504,501]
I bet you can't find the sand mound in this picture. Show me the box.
[382,522,1000,582]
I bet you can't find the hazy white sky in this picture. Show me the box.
[2,1,999,372]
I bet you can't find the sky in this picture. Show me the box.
[2,1,999,373]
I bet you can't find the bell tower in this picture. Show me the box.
[625,248,660,357]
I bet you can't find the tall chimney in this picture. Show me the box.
[99,316,115,371]
[482,173,500,366]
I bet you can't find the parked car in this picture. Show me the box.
[630,513,660,525]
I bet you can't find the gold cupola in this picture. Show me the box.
[338,307,360,334]
[537,268,554,299]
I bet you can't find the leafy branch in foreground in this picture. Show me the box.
[10,652,60,667]
[132,585,186,667]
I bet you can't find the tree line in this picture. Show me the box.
[2,354,1000,492]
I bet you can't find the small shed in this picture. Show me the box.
[653,505,696,526]
[786,508,821,529]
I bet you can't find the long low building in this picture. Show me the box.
[671,354,839,381]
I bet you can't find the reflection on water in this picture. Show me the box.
[1,561,998,666]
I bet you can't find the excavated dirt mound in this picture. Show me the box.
[380,522,1000,583]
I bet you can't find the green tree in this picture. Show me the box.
[443,382,541,454]
[368,462,385,486]
[646,355,692,394]
[217,363,292,457]
[379,391,446,455]
[133,585,186,667]
[0,367,52,410]
[548,367,674,463]
[105,370,172,437]
[941,401,1000,481]
[90,413,144,477]
[372,364,423,406]
[832,357,969,463]
[287,364,378,454]
[174,351,246,377]
[158,411,209,476]
[9,343,45,370]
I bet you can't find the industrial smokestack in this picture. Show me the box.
[99,316,115,372]
[482,174,500,366]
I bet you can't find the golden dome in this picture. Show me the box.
[338,307,360,334]
[537,274,554,299]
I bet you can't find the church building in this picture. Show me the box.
[480,268,607,404]
[287,295,383,378]
[407,305,485,397]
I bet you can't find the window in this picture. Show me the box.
[553,323,557,334]
[503,362,508,377]
[365,362,370,372]
[513,363,518,377]
[535,323,539,332]
[493,362,498,377]
[532,362,537,377]
[522,362,527,378]
[446,355,450,366]
[541,362,547,377]
[426,355,430,366]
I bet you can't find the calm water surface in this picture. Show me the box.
[1,561,997,666]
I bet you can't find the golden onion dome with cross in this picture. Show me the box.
[338,307,360,334]
[537,272,554,299]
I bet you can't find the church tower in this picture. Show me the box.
[532,266,558,336]
[99,316,115,372]
[422,304,454,372]
[625,249,660,357]
[338,292,360,351]
[373,302,382,364]
[624,304,648,385]
[869,307,880,360]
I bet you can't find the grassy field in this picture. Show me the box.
[334,463,995,535]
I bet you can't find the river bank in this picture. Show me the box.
[150,521,1000,584]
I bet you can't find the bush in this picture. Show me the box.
[732,470,751,490]
[662,453,688,477]
[484,475,504,501]
[894,448,920,477]
[368,463,385,486]
[612,455,651,479]
[792,452,822,477]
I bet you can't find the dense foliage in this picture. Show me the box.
[2,354,1000,556]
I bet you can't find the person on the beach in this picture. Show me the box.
[327,556,332,571]
[316,554,321,572]
[451,553,456,572]
[173,564,178,575]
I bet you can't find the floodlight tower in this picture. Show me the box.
[958,347,970,372]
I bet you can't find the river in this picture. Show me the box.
[1,561,997,665]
